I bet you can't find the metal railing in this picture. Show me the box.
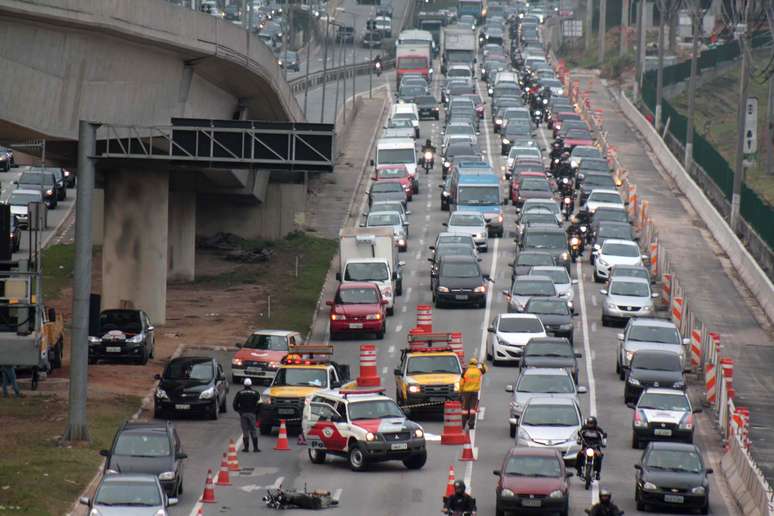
[288,58,395,94]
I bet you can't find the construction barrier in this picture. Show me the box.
[449,332,464,362]
[357,344,380,387]
[416,305,432,332]
[440,401,467,445]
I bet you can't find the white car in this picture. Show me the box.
[506,145,542,173]
[530,265,577,311]
[593,239,646,282]
[586,189,625,213]
[444,211,488,251]
[515,397,584,462]
[486,313,547,365]
[6,188,43,229]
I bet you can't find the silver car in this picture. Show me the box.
[504,274,557,312]
[599,276,659,325]
[530,265,577,312]
[515,397,584,464]
[80,473,177,515]
[364,210,409,251]
[505,367,587,437]
[444,211,488,251]
[616,318,689,380]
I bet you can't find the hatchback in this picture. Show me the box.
[80,474,177,515]
[327,282,387,340]
[525,297,575,344]
[513,397,584,463]
[631,388,697,448]
[432,255,490,308]
[625,349,686,404]
[504,275,557,313]
[486,313,547,365]
[520,337,581,383]
[444,211,488,251]
[493,448,571,516]
[593,239,646,282]
[617,318,688,380]
[506,368,587,435]
[600,276,658,325]
[154,356,229,420]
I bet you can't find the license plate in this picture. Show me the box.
[664,495,684,504]
[391,443,408,450]
[106,346,121,353]
[654,429,673,436]
[278,408,295,415]
[455,294,468,300]
[349,323,364,329]
[175,404,190,410]
[429,397,446,402]
[522,499,542,507]
[246,367,265,374]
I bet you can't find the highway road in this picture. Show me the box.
[167,48,742,516]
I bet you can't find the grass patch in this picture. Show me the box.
[41,243,75,302]
[0,394,141,515]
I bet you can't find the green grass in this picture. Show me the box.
[0,394,141,515]
[40,243,75,302]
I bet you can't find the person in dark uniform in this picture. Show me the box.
[443,480,477,514]
[233,378,261,452]
[588,489,623,516]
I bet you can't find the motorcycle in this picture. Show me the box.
[263,486,339,510]
[375,61,382,77]
[422,150,434,174]
[585,508,624,516]
[578,444,605,490]
[562,195,574,220]
[531,108,542,127]
[568,230,585,262]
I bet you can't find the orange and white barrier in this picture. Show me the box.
[670,296,684,329]
[441,401,467,445]
[705,362,718,406]
[649,241,659,279]
[690,327,703,371]
[450,332,464,362]
[661,273,672,306]
[357,344,380,387]
[416,305,432,332]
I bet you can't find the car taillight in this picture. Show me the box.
[634,409,647,428]
[679,413,693,430]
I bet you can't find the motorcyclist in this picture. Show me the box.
[443,480,477,515]
[576,416,607,480]
[421,138,436,172]
[588,489,623,516]
[555,151,574,181]
[374,54,383,76]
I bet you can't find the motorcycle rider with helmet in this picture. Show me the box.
[443,480,477,515]
[588,489,623,516]
[576,416,608,480]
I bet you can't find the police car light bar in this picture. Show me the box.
[340,387,386,397]
[288,343,334,357]
[407,331,453,346]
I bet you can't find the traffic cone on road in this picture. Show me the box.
[445,465,456,498]
[227,439,240,471]
[459,432,475,462]
[200,469,216,503]
[216,453,232,486]
[274,419,291,451]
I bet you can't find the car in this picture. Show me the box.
[486,313,547,365]
[88,309,156,365]
[631,388,698,448]
[335,25,354,43]
[277,50,300,71]
[371,200,410,224]
[512,397,585,463]
[15,170,58,209]
[617,318,689,380]
[231,330,302,384]
[393,345,463,414]
[302,388,427,471]
[0,146,14,171]
[634,442,712,513]
[529,266,576,310]
[429,232,478,258]
[590,206,630,233]
[154,356,229,419]
[493,448,571,516]
[506,368,587,436]
[432,254,490,308]
[415,94,440,120]
[443,211,488,251]
[374,166,413,200]
[80,473,177,515]
[5,188,42,229]
[504,274,558,313]
[519,224,571,272]
[578,172,616,204]
[9,217,20,253]
[361,30,384,48]
[624,349,686,404]
[525,297,575,344]
[512,176,554,207]
[520,337,581,383]
[600,276,658,325]
[520,198,562,223]
[428,242,479,289]
[590,221,638,263]
[515,212,561,245]
[369,180,407,208]
[327,282,387,340]
[608,264,651,283]
[101,420,187,497]
[593,239,646,282]
[586,189,624,213]
[398,84,428,104]
[569,146,604,168]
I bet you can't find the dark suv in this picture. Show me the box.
[88,309,155,364]
[154,356,229,420]
[518,224,571,272]
[15,171,59,209]
[101,420,187,497]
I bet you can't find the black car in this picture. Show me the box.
[369,181,407,208]
[442,142,482,177]
[336,25,354,43]
[101,420,187,497]
[154,356,229,420]
[432,255,490,308]
[0,146,13,171]
[518,224,571,272]
[39,167,67,201]
[501,123,533,155]
[9,217,20,253]
[362,30,384,48]
[509,250,556,281]
[624,349,686,404]
[525,297,575,344]
[578,172,617,205]
[15,171,59,209]
[591,221,637,264]
[520,337,581,383]
[415,95,440,120]
[590,206,630,234]
[88,309,156,365]
[398,84,427,104]
[428,243,480,289]
[277,51,300,72]
[634,442,712,513]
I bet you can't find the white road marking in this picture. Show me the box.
[426,201,432,209]
[332,488,343,502]
[591,295,597,307]
[415,251,421,260]
[477,406,486,420]
[395,324,403,333]
[381,366,388,374]
[591,322,597,332]
[271,477,285,489]
[425,214,431,221]
[388,345,395,354]
[401,305,407,313]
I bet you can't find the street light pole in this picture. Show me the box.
[634,0,645,100]
[684,2,701,169]
[303,12,314,117]
[731,20,750,232]
[655,0,666,131]
[334,27,343,124]
[598,0,607,62]
[320,17,331,123]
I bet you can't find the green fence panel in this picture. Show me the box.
[662,100,687,145]
[741,185,774,248]
[699,47,717,69]
[693,134,734,198]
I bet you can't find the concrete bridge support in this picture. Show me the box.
[168,190,196,283]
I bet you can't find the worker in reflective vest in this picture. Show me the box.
[460,358,487,429]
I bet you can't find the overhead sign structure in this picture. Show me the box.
[562,19,583,38]
[744,96,758,154]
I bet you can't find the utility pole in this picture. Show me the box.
[598,0,607,62]
[634,0,645,100]
[655,0,666,131]
[768,74,774,175]
[63,121,97,443]
[334,29,343,124]
[620,0,630,57]
[684,0,701,170]
[731,19,750,232]
[585,0,594,52]
[320,17,331,123]
[303,13,313,117]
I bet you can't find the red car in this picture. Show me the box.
[511,173,554,205]
[550,111,581,134]
[374,169,413,201]
[493,448,572,516]
[327,282,387,340]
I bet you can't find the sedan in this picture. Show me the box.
[512,176,554,207]
[374,167,413,201]
[530,265,576,311]
[428,243,480,289]
[493,448,571,516]
[586,189,625,213]
[327,282,387,340]
[600,276,659,325]
[432,255,491,308]
[634,442,712,513]
[525,297,575,344]
[509,250,556,281]
[486,313,547,365]
[593,239,646,283]
[504,275,557,313]
[415,94,440,120]
[631,388,698,448]
[625,349,686,404]
[154,356,229,420]
[520,337,581,384]
[368,181,407,208]
[80,474,177,515]
[609,264,652,284]
[506,368,587,436]
[443,211,488,251]
[617,318,689,380]
[514,397,584,464]
[363,210,408,252]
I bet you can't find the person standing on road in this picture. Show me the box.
[460,358,487,429]
[1,364,22,398]
[233,378,261,452]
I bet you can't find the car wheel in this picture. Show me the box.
[308,448,327,464]
[403,450,427,470]
[139,348,149,365]
[486,345,493,361]
[209,401,219,420]
[619,364,626,381]
[259,422,273,436]
[329,331,339,341]
[559,501,569,516]
[509,423,516,438]
[153,404,165,419]
[635,488,646,511]
[348,443,368,472]
[376,327,385,339]
[632,433,640,449]
[700,501,709,514]
[601,316,609,327]
[495,501,505,516]
[52,339,63,369]
[593,270,602,283]
[219,396,227,413]
[88,357,97,365]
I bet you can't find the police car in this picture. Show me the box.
[302,388,427,472]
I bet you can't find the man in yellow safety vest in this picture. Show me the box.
[460,357,487,429]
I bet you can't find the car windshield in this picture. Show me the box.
[521,179,550,192]
[598,225,632,240]
[589,192,622,204]
[505,455,562,477]
[525,342,573,358]
[18,172,54,186]
[523,214,558,226]
[448,68,471,78]
[499,317,544,333]
[521,405,579,426]
[437,235,473,246]
[95,481,162,507]
[348,399,404,420]
[449,214,483,226]
[523,232,566,249]
[437,244,475,258]
[572,147,602,158]
[645,449,703,473]
[378,148,415,165]
[610,281,649,297]
[611,267,649,281]
[527,298,570,315]
[533,269,570,284]
[367,213,401,226]
[602,242,639,257]
[441,262,480,278]
[628,325,680,344]
[524,202,558,214]
[518,374,574,393]
[457,185,499,204]
[337,287,379,304]
[514,280,555,296]
[401,85,426,97]
[344,262,389,282]
[594,208,628,222]
[516,253,553,266]
[566,129,592,139]
[372,202,403,214]
[113,433,171,457]
[244,334,288,351]
[447,125,474,136]
[406,355,461,374]
[372,182,403,193]
[581,161,610,172]
[379,168,407,179]
[99,311,142,333]
[389,119,414,129]
[273,368,327,387]
[165,360,213,381]
[415,95,436,105]
[639,393,691,411]
[8,192,41,205]
[632,353,681,371]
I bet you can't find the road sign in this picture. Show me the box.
[744,97,758,154]
[562,19,583,38]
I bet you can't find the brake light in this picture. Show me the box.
[634,409,647,428]
[679,413,693,430]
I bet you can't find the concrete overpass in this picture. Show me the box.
[0,0,314,323]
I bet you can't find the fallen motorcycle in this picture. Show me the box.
[263,486,339,510]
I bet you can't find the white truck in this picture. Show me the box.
[336,227,404,316]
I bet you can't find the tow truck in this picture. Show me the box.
[302,387,427,471]
[393,331,463,415]
[259,344,351,435]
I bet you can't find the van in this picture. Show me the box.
[448,167,505,237]
[494,71,518,86]
[389,104,420,138]
[373,138,419,193]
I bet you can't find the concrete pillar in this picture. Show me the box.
[91,188,104,246]
[167,191,196,282]
[102,169,169,324]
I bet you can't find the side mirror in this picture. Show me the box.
[370,159,375,166]
[168,497,179,506]
[502,289,510,297]
[634,464,642,470]
[706,468,714,474]
[394,368,402,376]
[577,386,588,394]
[335,272,342,281]
[176,452,188,460]
[438,184,445,189]
[652,292,659,298]
[99,449,110,457]
[372,175,378,180]
[154,373,161,380]
[235,341,243,348]
[571,279,579,284]
[427,258,434,264]
[599,289,607,295]
[399,261,406,267]
[575,352,582,358]
[641,254,649,260]
[325,300,334,306]
[572,311,579,317]
[505,384,514,392]
[515,207,521,213]
[429,245,435,250]
[381,299,389,305]
[482,274,491,281]
[442,222,448,226]
[617,333,625,341]
[487,327,495,333]
[493,469,501,476]
[626,401,636,409]
[79,497,90,506]
[566,472,574,478]
[693,408,703,414]
[682,337,691,345]
[147,325,155,332]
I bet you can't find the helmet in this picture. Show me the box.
[585,416,598,428]
[453,480,466,496]
[599,488,612,504]
[243,378,252,387]
[426,138,432,147]
[469,357,478,366]
[561,151,570,159]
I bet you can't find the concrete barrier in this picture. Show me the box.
[721,432,774,516]
[615,90,774,325]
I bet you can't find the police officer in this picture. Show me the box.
[588,489,623,516]
[233,378,262,452]
[443,480,477,515]
[460,358,487,429]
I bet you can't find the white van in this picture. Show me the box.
[390,103,420,138]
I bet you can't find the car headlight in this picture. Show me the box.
[414,428,424,438]
[155,388,169,400]
[548,490,564,498]
[625,350,635,363]
[495,118,503,125]
[502,138,511,145]
[398,239,406,246]
[606,302,617,310]
[232,358,243,367]
[534,110,542,116]
[365,432,376,441]
[598,258,609,267]
[691,486,705,495]
[453,381,460,392]
[643,481,658,491]
[331,313,346,320]
[497,214,504,223]
[501,488,515,497]
[267,361,280,369]
[88,336,100,345]
[559,323,573,330]
[437,286,449,293]
[199,387,216,400]
[673,381,685,389]
[46,189,53,196]
[159,471,175,480]
[517,427,530,441]
[560,252,570,261]
[408,384,421,393]
[127,334,144,344]
[628,377,641,385]
[89,509,102,516]
[542,98,548,105]
[444,161,451,167]
[473,285,487,293]
[366,313,382,320]
[382,287,393,297]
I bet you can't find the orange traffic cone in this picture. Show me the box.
[274,419,291,451]
[200,469,217,503]
[459,431,475,462]
[227,439,240,471]
[216,453,232,486]
[445,465,456,498]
